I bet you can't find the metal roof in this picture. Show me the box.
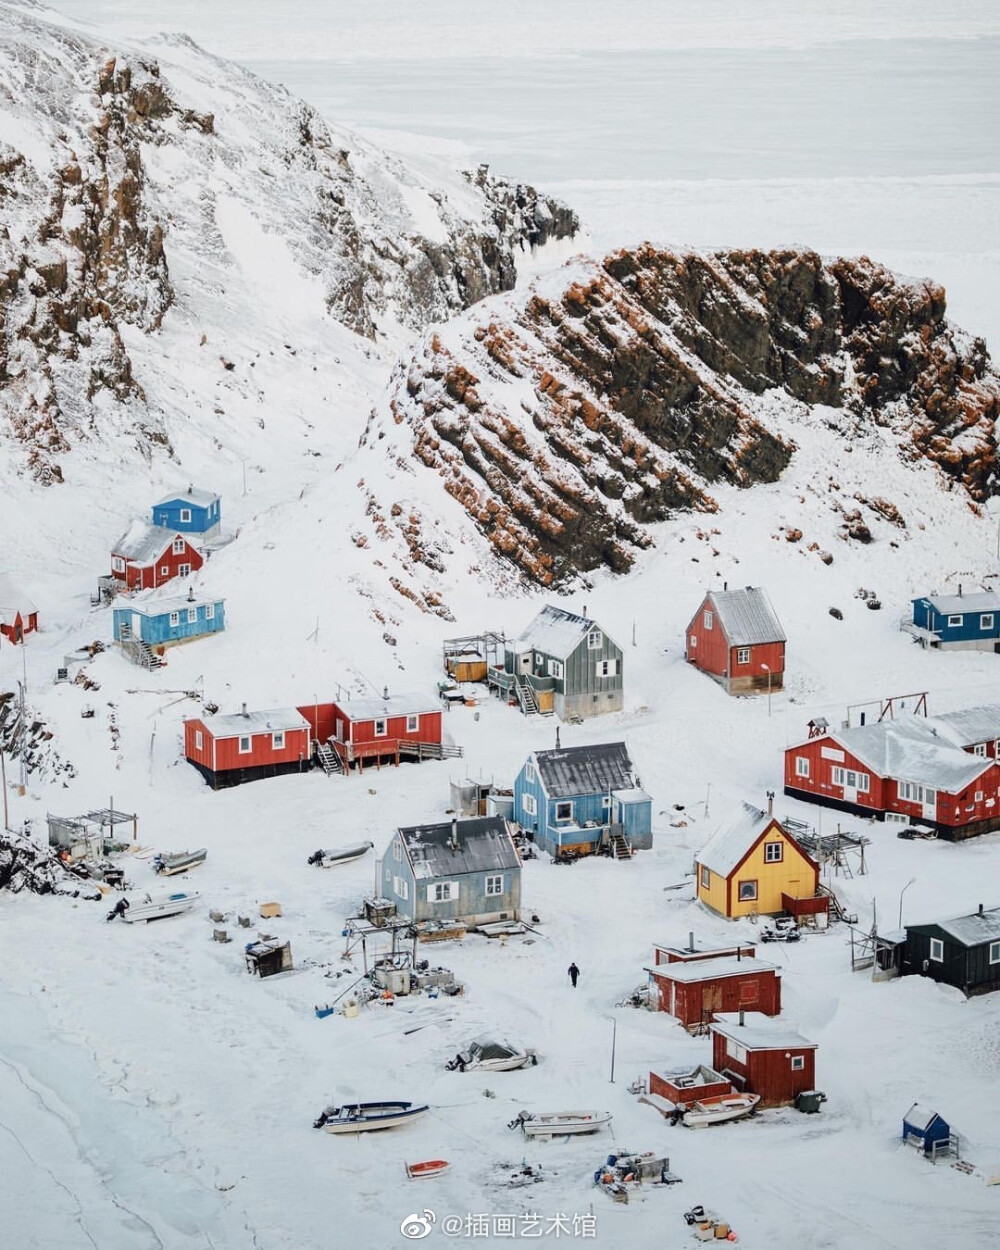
[534,742,635,798]
[827,717,992,793]
[154,485,220,509]
[0,573,36,618]
[709,1012,816,1050]
[198,708,310,736]
[514,604,615,660]
[910,905,1000,947]
[125,594,224,617]
[903,1103,944,1131]
[113,519,182,564]
[398,816,520,880]
[338,692,441,721]
[696,803,782,877]
[917,591,1000,616]
[646,955,778,984]
[705,587,786,646]
[933,705,1000,747]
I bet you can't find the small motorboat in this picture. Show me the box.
[313,1101,429,1133]
[405,1159,450,1179]
[307,841,374,868]
[153,848,207,876]
[106,891,200,923]
[446,1037,534,1072]
[509,1110,613,1139]
[682,1092,760,1128]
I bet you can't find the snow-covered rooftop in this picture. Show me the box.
[933,705,1000,747]
[917,591,1000,615]
[338,692,440,721]
[0,573,36,618]
[515,603,612,660]
[398,816,520,879]
[112,519,181,564]
[646,955,779,983]
[154,485,220,509]
[200,708,310,736]
[127,595,224,617]
[534,742,635,798]
[911,904,1000,946]
[696,803,783,877]
[829,717,992,792]
[705,586,786,646]
[710,1012,816,1050]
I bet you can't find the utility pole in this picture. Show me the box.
[1,746,9,831]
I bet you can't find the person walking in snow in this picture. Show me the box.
[567,962,580,988]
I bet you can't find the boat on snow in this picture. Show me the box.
[313,1101,429,1133]
[405,1159,450,1178]
[682,1091,760,1127]
[509,1110,612,1139]
[106,890,200,923]
[446,1037,534,1072]
[307,841,374,868]
[152,848,207,876]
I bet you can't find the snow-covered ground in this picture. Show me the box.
[2,2,999,1248]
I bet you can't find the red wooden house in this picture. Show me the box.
[648,1065,735,1107]
[298,692,443,772]
[0,575,38,644]
[646,955,781,1028]
[184,706,311,788]
[784,705,1000,840]
[685,586,785,695]
[710,1012,817,1108]
[111,519,203,591]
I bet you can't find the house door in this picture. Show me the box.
[518,651,533,675]
[335,719,344,742]
[842,769,861,804]
[922,788,937,820]
[131,612,143,639]
[702,984,723,1017]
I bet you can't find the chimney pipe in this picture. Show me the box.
[241,702,248,718]
[767,790,774,817]
[187,586,195,602]
[383,685,389,701]
[688,931,694,952]
[723,581,728,591]
[555,726,561,749]
[979,903,984,915]
[958,584,963,598]
[739,1009,745,1027]
[450,818,459,851]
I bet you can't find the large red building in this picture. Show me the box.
[184,706,311,788]
[111,520,204,591]
[784,705,1000,840]
[298,692,443,772]
[646,955,781,1028]
[685,586,785,695]
[710,1012,817,1108]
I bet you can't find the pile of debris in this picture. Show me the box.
[0,826,101,899]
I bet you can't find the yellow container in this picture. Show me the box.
[259,902,282,919]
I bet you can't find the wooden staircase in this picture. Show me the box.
[608,831,633,860]
[314,740,344,775]
[516,677,539,715]
[118,628,163,670]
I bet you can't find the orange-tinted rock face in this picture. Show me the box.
[369,246,998,586]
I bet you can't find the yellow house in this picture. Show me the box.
[695,802,820,920]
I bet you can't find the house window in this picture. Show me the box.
[522,793,537,816]
[374,719,387,737]
[524,763,535,785]
[929,938,944,962]
[689,635,697,649]
[975,743,987,757]
[898,781,936,806]
[187,608,198,623]
[429,882,458,902]
[982,614,995,631]
[161,565,170,575]
[602,795,613,810]
[738,880,758,902]
[700,865,710,889]
[764,842,783,863]
[238,736,252,754]
[989,941,1000,965]
[795,756,810,778]
[790,1055,805,1071]
[726,1038,747,1064]
[548,659,563,678]
[833,767,870,793]
[703,610,713,630]
[393,840,401,861]
[975,791,984,802]
[272,731,285,750]
[393,876,408,901]
[995,739,1000,756]
[736,648,751,665]
[555,801,573,822]
[169,611,180,626]
[178,564,191,577]
[406,714,419,732]
[205,603,215,619]
[587,629,603,649]
[595,659,618,678]
[180,508,192,523]
[112,556,125,572]
[195,730,203,750]
[485,875,503,896]
[172,537,185,554]
[947,614,963,627]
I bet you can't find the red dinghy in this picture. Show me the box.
[405,1160,450,1179]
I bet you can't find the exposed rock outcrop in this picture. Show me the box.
[363,246,999,585]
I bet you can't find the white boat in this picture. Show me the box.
[106,890,200,923]
[313,1101,429,1133]
[307,841,374,868]
[447,1038,533,1072]
[682,1092,760,1128]
[510,1110,613,1139]
[153,848,207,876]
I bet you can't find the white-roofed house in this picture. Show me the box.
[695,800,825,922]
[296,691,446,773]
[709,1011,818,1108]
[111,519,204,591]
[902,903,1000,996]
[910,588,1000,651]
[491,604,623,720]
[685,585,786,695]
[0,574,38,644]
[151,485,222,539]
[184,705,311,788]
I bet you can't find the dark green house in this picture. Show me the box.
[902,904,1000,995]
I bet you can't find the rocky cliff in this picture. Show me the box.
[364,245,998,585]
[0,3,576,483]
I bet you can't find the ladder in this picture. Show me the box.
[516,678,538,716]
[314,741,344,775]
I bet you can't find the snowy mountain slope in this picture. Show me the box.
[0,0,577,484]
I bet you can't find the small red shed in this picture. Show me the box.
[0,575,38,644]
[184,706,311,788]
[648,1065,735,1106]
[685,586,785,695]
[299,692,443,772]
[646,955,781,1028]
[710,1012,817,1108]
[652,937,756,966]
[111,520,204,591]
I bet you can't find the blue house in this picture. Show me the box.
[910,590,1000,652]
[513,741,652,860]
[902,1104,952,1156]
[151,486,221,539]
[381,816,521,928]
[114,593,225,653]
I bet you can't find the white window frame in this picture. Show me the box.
[947,614,963,627]
[428,881,458,903]
[981,614,995,630]
[238,735,252,754]
[726,1038,747,1063]
[178,563,191,577]
[272,731,285,750]
[703,610,713,630]
[160,565,170,575]
[974,743,987,757]
[975,790,984,802]
[833,766,870,793]
[929,938,944,962]
[790,1055,805,1072]
[595,659,618,678]
[112,555,125,572]
[700,864,710,889]
[205,603,215,619]
[995,739,1000,756]
[522,793,537,816]
[795,756,810,778]
[898,780,936,806]
[989,941,1000,965]
[393,840,402,861]
[393,875,409,901]
[736,647,751,665]
[689,635,697,649]
[587,629,603,650]
[764,842,783,863]
[180,508,192,523]
[524,762,536,785]
[738,879,758,902]
[187,608,198,624]
[485,875,503,896]
[602,794,613,811]
[194,730,203,750]
[406,714,419,733]
[172,537,185,554]
[169,611,180,626]
[555,801,573,823]
[374,718,387,737]
[548,659,563,679]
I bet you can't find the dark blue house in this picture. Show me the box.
[513,741,652,860]
[114,594,226,651]
[151,486,221,539]
[902,1104,952,1156]
[910,590,1000,652]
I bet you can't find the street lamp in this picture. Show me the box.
[761,664,772,718]
[898,877,916,930]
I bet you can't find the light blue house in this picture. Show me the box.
[513,741,652,860]
[381,816,521,928]
[114,594,226,651]
[910,590,1000,652]
[151,486,221,539]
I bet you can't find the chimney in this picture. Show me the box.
[383,685,389,701]
[241,703,249,718]
[187,586,195,602]
[723,581,728,591]
[739,1009,745,1027]
[687,931,694,953]
[450,818,459,851]
[767,790,774,817]
[555,726,561,749]
[979,903,984,915]
[582,604,587,618]
[959,584,963,598]
[187,483,193,496]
